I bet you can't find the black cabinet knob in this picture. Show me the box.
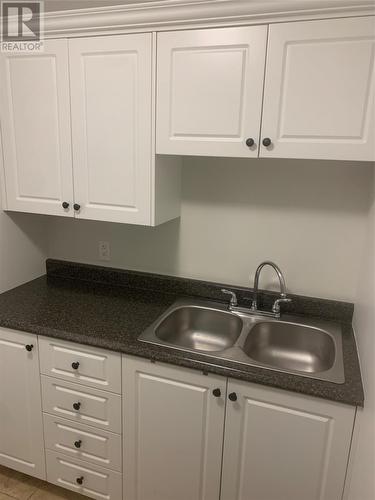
[245,138,255,148]
[73,203,81,211]
[62,202,69,209]
[25,344,33,352]
[71,361,80,370]
[74,440,82,449]
[76,476,84,485]
[73,402,81,411]
[228,392,237,402]
[212,388,221,398]
[262,137,272,147]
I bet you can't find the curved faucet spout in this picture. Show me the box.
[251,261,288,314]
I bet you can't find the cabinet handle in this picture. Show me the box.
[73,203,81,211]
[245,138,255,148]
[71,361,80,370]
[62,202,69,209]
[73,402,81,411]
[25,344,33,352]
[76,476,84,485]
[262,137,272,147]
[212,388,221,398]
[228,392,237,402]
[74,440,82,449]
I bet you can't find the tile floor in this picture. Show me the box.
[0,466,86,500]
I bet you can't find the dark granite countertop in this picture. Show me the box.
[0,259,364,407]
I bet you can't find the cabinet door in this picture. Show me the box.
[260,17,375,161]
[69,34,153,225]
[0,40,74,216]
[221,379,355,500]
[157,26,267,157]
[123,355,226,500]
[0,328,45,479]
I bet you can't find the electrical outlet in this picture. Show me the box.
[98,241,110,261]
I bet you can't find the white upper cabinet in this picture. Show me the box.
[156,17,375,161]
[260,16,375,161]
[69,34,153,224]
[0,39,74,216]
[1,17,373,223]
[0,34,180,225]
[156,26,268,157]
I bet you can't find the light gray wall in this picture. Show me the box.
[47,157,373,301]
[0,207,48,293]
[0,139,48,293]
[347,166,375,500]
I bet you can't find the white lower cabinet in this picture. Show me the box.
[39,340,123,499]
[122,355,227,500]
[123,356,356,500]
[0,333,358,500]
[39,337,122,393]
[46,450,122,499]
[0,328,45,479]
[43,414,122,472]
[41,375,122,433]
[221,379,356,500]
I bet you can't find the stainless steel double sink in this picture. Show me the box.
[139,298,345,383]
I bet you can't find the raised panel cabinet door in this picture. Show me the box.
[156,26,267,157]
[0,39,74,216]
[0,328,45,479]
[122,355,227,500]
[260,16,375,161]
[69,34,153,225]
[221,379,356,500]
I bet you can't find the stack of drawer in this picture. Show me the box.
[39,337,122,499]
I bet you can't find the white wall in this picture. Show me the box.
[0,206,48,293]
[347,166,375,500]
[47,157,373,301]
[0,141,48,292]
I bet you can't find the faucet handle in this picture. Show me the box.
[221,289,238,308]
[272,297,292,314]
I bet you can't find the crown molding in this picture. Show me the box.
[34,0,375,37]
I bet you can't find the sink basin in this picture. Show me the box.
[243,321,335,373]
[155,306,243,352]
[139,298,344,383]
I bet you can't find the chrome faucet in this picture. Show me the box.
[251,261,291,317]
[221,289,238,308]
[221,261,291,318]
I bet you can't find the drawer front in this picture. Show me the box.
[46,450,122,500]
[39,337,121,393]
[41,376,122,434]
[43,414,122,472]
